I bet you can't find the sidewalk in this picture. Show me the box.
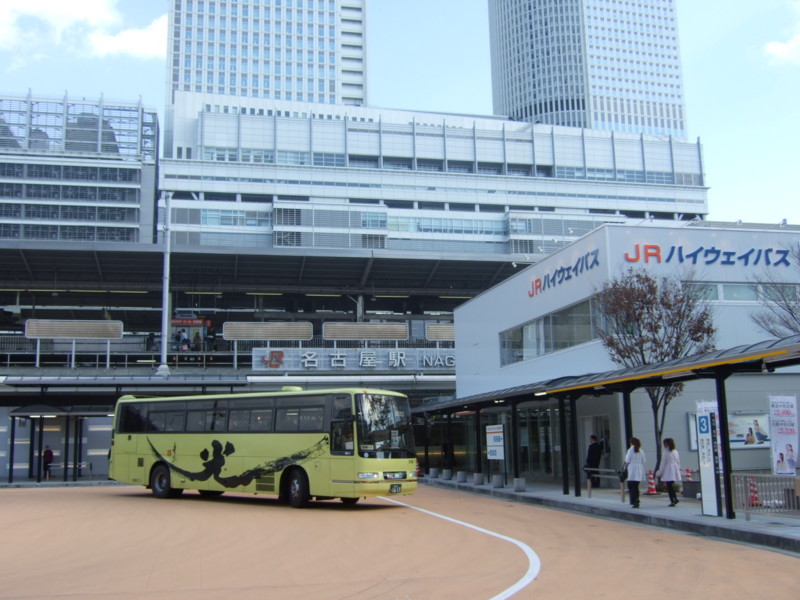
[421,475,800,555]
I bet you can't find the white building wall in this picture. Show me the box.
[457,223,800,396]
[455,222,800,469]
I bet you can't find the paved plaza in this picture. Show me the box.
[0,481,797,599]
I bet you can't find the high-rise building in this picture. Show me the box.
[164,0,367,157]
[488,0,687,138]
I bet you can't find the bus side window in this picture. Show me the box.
[250,409,273,432]
[228,409,250,432]
[206,409,227,432]
[299,406,324,431]
[148,412,166,432]
[186,411,205,432]
[332,395,352,419]
[331,421,353,454]
[119,403,146,433]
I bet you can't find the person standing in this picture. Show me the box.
[657,437,681,506]
[624,437,646,508]
[585,434,603,488]
[43,445,54,481]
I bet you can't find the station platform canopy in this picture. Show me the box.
[414,334,800,414]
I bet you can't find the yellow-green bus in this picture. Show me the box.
[109,386,418,507]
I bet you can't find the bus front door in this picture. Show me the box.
[329,420,356,498]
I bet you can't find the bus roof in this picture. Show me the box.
[116,387,407,404]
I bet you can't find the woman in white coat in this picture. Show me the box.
[624,437,646,508]
[656,437,682,506]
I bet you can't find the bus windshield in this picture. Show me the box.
[356,393,415,458]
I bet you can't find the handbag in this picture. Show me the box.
[618,463,628,482]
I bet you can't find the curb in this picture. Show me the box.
[421,478,800,555]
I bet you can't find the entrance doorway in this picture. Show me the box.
[518,403,562,482]
[581,415,612,487]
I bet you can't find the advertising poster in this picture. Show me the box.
[689,410,769,450]
[769,396,798,476]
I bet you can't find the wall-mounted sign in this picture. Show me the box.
[251,347,456,372]
[527,249,601,299]
[486,424,505,461]
[623,243,792,268]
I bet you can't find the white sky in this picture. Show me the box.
[0,0,797,225]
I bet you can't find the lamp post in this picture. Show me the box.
[156,192,172,377]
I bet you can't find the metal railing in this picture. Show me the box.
[732,473,800,520]
[585,467,627,502]
[0,333,454,370]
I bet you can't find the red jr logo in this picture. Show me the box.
[262,350,285,368]
[624,244,662,263]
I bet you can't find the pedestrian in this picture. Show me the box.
[43,445,54,480]
[624,437,646,508]
[205,326,216,351]
[584,434,603,488]
[145,332,156,351]
[656,437,681,506]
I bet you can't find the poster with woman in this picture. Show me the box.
[769,395,798,476]
[688,410,770,450]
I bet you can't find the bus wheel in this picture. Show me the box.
[340,497,359,505]
[287,469,310,508]
[151,463,182,499]
[198,489,224,498]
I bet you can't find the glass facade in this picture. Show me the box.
[0,94,157,244]
[489,0,686,138]
[500,299,602,365]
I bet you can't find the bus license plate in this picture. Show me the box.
[389,484,402,494]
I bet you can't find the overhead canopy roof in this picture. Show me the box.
[0,242,518,332]
[414,335,800,414]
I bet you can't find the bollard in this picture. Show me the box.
[429,467,439,479]
[456,471,467,483]
[513,477,526,492]
[442,468,453,481]
[491,474,504,488]
[473,472,485,485]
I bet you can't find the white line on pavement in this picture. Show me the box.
[381,496,541,599]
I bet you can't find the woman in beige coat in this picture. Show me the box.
[657,437,681,506]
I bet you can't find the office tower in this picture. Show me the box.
[165,0,367,156]
[167,0,366,105]
[489,0,687,138]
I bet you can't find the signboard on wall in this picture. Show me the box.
[251,347,456,372]
[688,411,770,450]
[486,424,505,461]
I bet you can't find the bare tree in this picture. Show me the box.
[594,269,716,470]
[751,242,800,337]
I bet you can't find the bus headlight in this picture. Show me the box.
[357,472,380,479]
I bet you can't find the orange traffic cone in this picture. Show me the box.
[684,468,692,481]
[748,476,760,507]
[645,470,658,495]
